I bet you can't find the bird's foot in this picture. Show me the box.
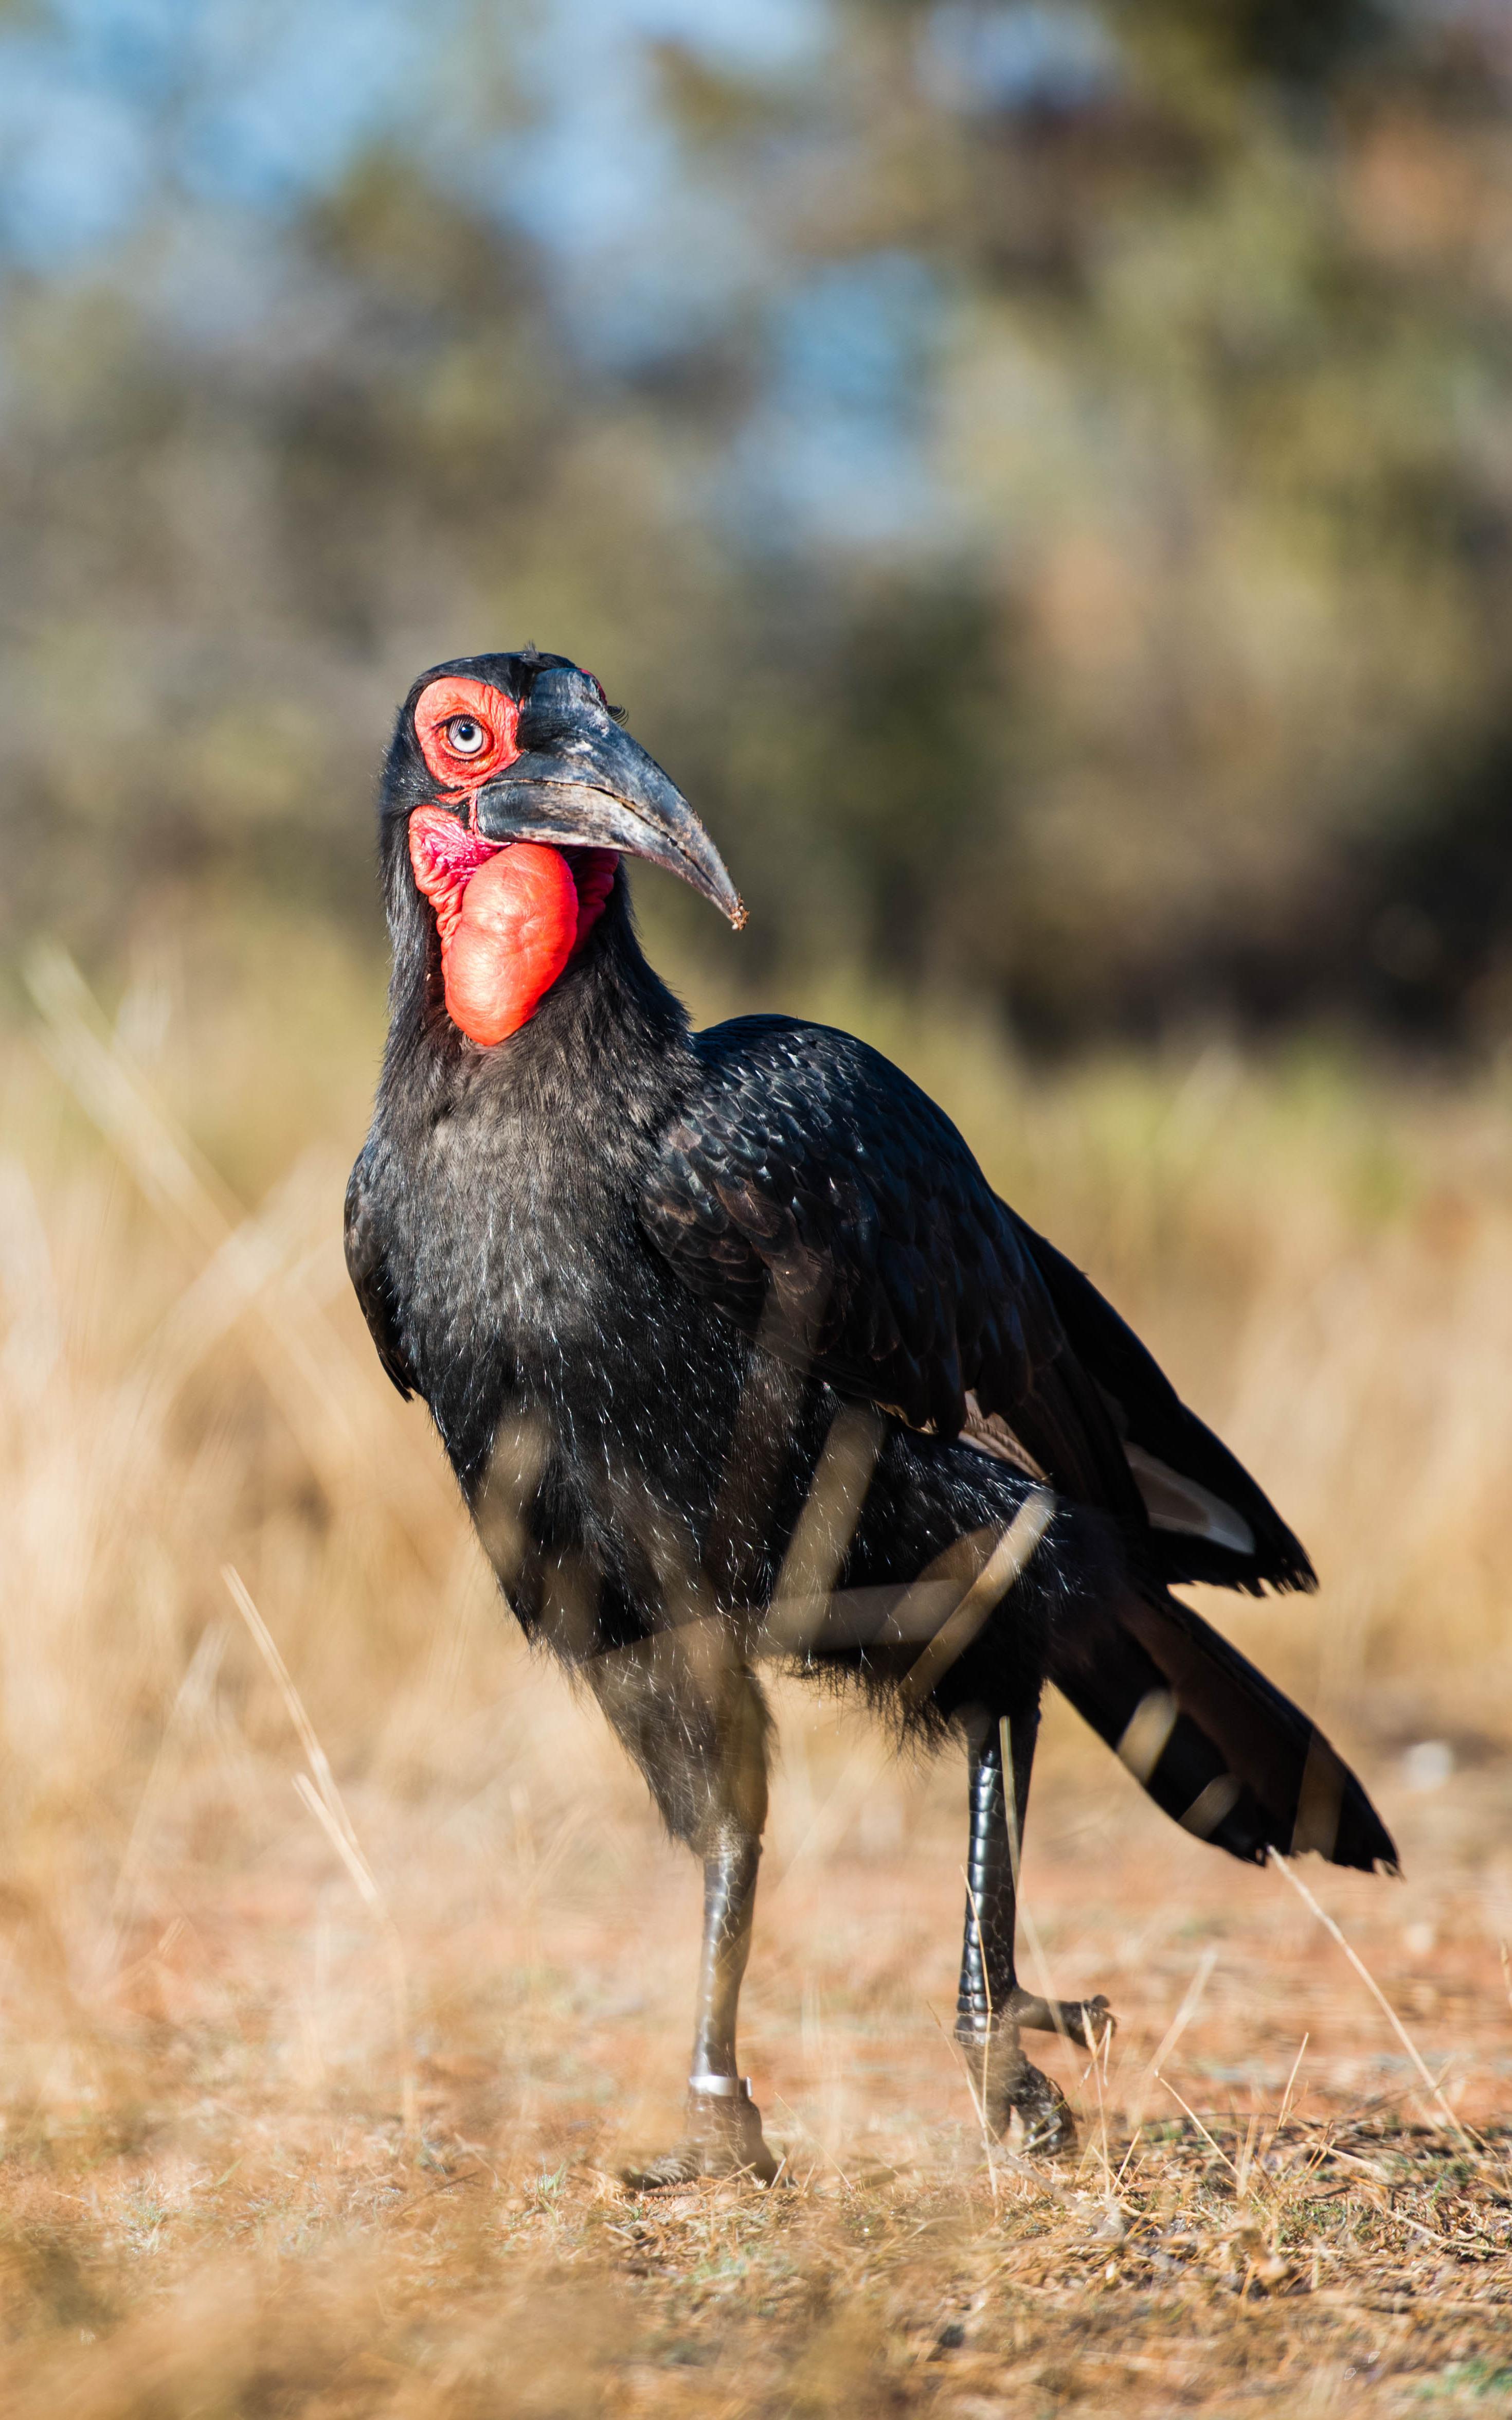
[621,2078,779,2191]
[957,2022,1078,2158]
[1005,1987,1115,2053]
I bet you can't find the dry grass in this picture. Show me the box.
[2,920,1512,2414]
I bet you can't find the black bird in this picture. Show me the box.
[347,650,1396,2182]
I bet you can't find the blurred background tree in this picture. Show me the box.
[3,0,1511,1047]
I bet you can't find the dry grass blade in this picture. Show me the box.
[224,1562,416,2133]
[765,1405,884,1652]
[1155,2073,1240,2177]
[958,1869,1001,2210]
[223,1566,370,1883]
[1269,1849,1472,2144]
[25,941,243,1250]
[770,1493,1052,1885]
[26,942,374,1505]
[1117,1946,1220,2182]
[292,1773,381,1913]
[897,1493,1053,1712]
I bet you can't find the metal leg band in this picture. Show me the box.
[688,2073,752,2099]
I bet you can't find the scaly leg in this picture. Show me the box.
[641,1824,777,2186]
[955,1707,1113,2155]
[587,1626,779,2187]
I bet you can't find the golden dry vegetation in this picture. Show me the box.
[2,921,1512,2415]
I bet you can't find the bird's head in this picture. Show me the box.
[380,649,743,1046]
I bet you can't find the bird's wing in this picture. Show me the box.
[640,1017,1137,1513]
[641,1016,1310,1592]
[1012,1219,1315,1593]
[344,1152,416,1400]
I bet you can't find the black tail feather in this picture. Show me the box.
[1048,1585,1398,1875]
[1016,1218,1318,1595]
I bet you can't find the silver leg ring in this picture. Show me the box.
[688,2073,752,2099]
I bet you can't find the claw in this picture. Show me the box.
[957,2024,1081,2158]
[622,2083,779,2191]
[1007,1988,1116,2053]
[1013,2063,1077,2157]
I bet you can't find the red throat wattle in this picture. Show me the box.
[408,807,617,1046]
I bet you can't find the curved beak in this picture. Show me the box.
[473,667,745,928]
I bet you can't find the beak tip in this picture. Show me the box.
[729,896,748,932]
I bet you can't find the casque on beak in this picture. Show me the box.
[473,666,745,927]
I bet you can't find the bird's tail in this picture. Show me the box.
[1047,1582,1398,1873]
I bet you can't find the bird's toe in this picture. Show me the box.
[621,2088,780,2191]
[1007,1986,1116,2052]
[1012,2063,1077,2158]
[1069,1992,1115,2052]
[959,2024,1079,2157]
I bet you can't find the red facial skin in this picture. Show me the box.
[408,676,617,1046]
[414,675,523,789]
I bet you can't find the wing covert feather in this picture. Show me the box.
[640,1017,1058,1439]
[641,1016,1310,1586]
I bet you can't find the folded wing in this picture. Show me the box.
[641,1016,1307,1591]
[639,1015,1392,1874]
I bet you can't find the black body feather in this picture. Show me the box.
[351,826,1395,1877]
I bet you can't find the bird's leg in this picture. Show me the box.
[954,1707,1113,2156]
[673,1822,776,2182]
[589,1628,778,2189]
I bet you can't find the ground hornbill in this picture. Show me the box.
[347,649,1396,2184]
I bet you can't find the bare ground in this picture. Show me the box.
[1,1664,1509,2417]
